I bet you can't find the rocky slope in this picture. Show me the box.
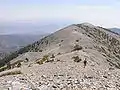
[0,23,120,90]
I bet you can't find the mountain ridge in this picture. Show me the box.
[0,23,120,68]
[0,23,120,89]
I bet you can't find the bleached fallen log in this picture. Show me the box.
[0,68,21,77]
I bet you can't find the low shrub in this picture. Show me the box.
[57,53,61,55]
[76,40,79,42]
[72,44,83,51]
[39,50,43,52]
[50,54,55,58]
[17,62,21,67]
[0,66,8,72]
[61,40,64,42]
[46,59,54,62]
[72,56,81,62]
[36,55,49,65]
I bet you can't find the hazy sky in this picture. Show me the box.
[0,0,120,27]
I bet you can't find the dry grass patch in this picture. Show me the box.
[36,55,49,65]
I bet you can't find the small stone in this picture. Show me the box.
[49,78,53,81]
[41,75,47,78]
[74,80,79,84]
[103,76,107,78]
[59,84,64,89]
[67,81,71,85]
[52,85,57,88]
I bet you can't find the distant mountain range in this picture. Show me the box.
[109,28,120,34]
[0,23,62,59]
[0,23,63,34]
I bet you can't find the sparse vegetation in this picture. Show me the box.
[0,34,59,68]
[36,60,44,65]
[7,62,11,69]
[39,50,43,52]
[17,62,22,68]
[0,44,32,67]
[72,56,81,62]
[0,61,22,72]
[61,40,64,42]
[43,55,49,61]
[36,55,49,65]
[46,59,54,62]
[72,44,83,51]
[57,53,61,55]
[0,66,8,72]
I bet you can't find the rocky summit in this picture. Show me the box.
[0,23,120,90]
